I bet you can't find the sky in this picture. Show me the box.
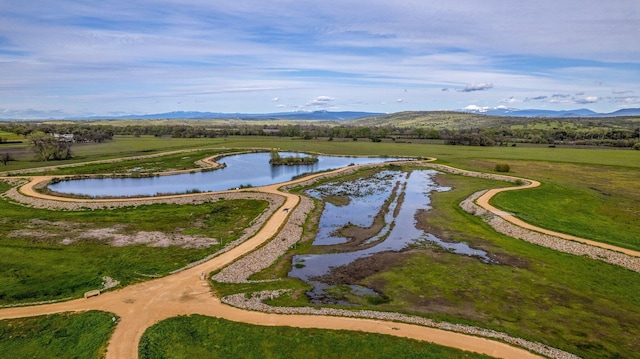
[1,0,639,119]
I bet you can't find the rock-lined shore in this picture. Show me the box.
[211,165,581,359]
[213,195,314,283]
[1,179,282,211]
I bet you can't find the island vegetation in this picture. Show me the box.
[269,149,318,165]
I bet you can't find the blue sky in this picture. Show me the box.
[1,0,639,118]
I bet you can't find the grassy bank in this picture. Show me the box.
[485,160,640,251]
[365,172,640,358]
[140,315,492,359]
[230,168,640,358]
[15,148,233,176]
[0,311,116,359]
[0,180,268,304]
[2,136,639,357]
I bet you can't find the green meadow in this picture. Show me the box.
[0,182,268,304]
[0,311,116,359]
[0,135,638,358]
[140,315,492,359]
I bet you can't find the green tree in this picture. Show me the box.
[1,152,12,165]
[27,131,72,161]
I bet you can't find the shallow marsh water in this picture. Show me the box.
[289,169,495,304]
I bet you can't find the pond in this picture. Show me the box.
[47,152,409,197]
[288,169,496,305]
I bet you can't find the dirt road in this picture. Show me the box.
[0,179,541,358]
[3,156,625,358]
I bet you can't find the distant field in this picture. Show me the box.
[0,130,24,141]
[350,111,640,130]
[2,135,639,173]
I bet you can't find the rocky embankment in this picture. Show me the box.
[461,191,640,273]
[213,195,314,282]
[223,290,580,359]
[1,178,282,211]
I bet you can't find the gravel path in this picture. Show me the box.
[222,290,579,359]
[3,154,635,359]
[461,190,640,272]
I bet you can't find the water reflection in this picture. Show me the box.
[48,152,406,197]
[289,169,496,305]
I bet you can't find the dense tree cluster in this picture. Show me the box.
[2,117,639,149]
[0,123,114,143]
[27,131,73,161]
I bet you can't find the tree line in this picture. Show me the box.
[1,120,639,164]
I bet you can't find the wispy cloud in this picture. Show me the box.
[525,95,548,101]
[0,0,638,117]
[458,83,493,92]
[500,96,518,104]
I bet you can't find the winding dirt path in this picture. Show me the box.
[425,163,640,258]
[0,180,541,359]
[2,154,635,358]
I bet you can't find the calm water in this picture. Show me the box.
[288,169,496,304]
[48,152,408,197]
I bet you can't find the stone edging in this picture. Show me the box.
[222,290,581,359]
[460,191,640,273]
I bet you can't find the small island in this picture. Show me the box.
[269,150,319,165]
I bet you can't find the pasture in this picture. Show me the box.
[0,135,638,358]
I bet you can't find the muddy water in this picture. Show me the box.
[289,169,495,304]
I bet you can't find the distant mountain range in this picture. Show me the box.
[85,107,640,120]
[460,106,640,118]
[2,108,639,121]
[75,110,385,121]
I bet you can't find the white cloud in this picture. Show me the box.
[306,96,335,107]
[575,96,599,104]
[458,82,493,92]
[463,105,489,112]
[0,0,638,116]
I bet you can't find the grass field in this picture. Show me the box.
[0,130,24,141]
[487,160,640,251]
[0,311,116,359]
[1,135,639,358]
[16,148,233,176]
[220,167,640,358]
[0,180,268,304]
[140,315,492,359]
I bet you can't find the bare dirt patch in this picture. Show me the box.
[314,250,413,285]
[9,220,218,248]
